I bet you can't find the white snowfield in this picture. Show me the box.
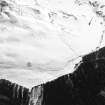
[0,0,105,89]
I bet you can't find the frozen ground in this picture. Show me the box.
[0,0,105,89]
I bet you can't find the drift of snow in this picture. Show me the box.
[0,0,105,89]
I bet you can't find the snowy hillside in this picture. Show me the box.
[0,0,105,89]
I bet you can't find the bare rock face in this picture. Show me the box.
[40,47,105,105]
[83,47,105,61]
[0,79,30,105]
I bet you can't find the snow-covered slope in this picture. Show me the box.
[0,0,105,89]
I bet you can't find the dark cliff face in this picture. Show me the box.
[0,79,30,105]
[42,58,105,105]
[83,47,105,62]
[42,47,105,105]
[1,47,105,105]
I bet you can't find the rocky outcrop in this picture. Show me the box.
[0,79,30,105]
[83,47,105,61]
[42,59,105,105]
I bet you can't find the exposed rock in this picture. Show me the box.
[0,79,30,105]
[83,47,105,61]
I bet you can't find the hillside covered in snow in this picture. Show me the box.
[0,0,105,88]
